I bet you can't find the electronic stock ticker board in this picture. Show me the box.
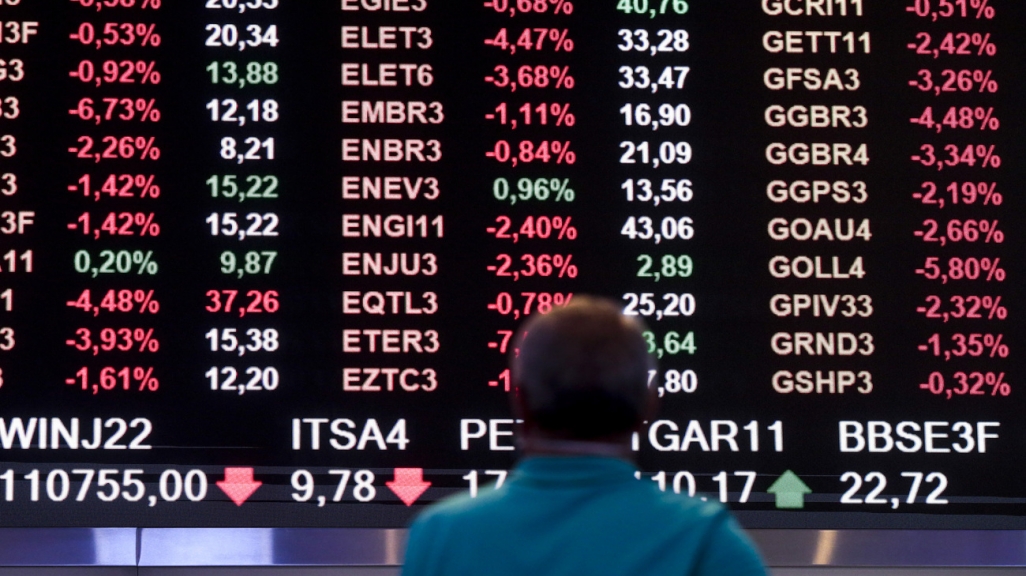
[0,0,1022,529]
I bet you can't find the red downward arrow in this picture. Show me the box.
[216,467,262,506]
[386,468,431,506]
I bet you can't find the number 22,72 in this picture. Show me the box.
[841,471,948,507]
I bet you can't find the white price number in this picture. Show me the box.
[620,141,692,168]
[206,0,280,9]
[841,471,948,508]
[618,66,690,92]
[623,292,696,319]
[617,29,690,54]
[290,469,377,505]
[621,216,694,243]
[205,24,279,50]
[623,179,693,205]
[619,103,691,129]
[462,470,508,498]
[205,328,280,354]
[221,137,276,163]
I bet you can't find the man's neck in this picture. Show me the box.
[519,435,634,460]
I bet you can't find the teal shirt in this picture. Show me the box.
[402,456,767,576]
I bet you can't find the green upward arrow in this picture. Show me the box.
[767,470,811,509]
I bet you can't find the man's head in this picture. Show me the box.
[511,296,656,443]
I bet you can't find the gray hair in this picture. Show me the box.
[511,297,656,439]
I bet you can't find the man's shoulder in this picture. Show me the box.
[618,481,736,532]
[414,479,730,531]
[646,485,729,520]
[641,488,767,574]
[404,481,766,575]
[410,486,509,527]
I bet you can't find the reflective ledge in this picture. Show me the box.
[139,529,406,567]
[138,529,1026,567]
[0,529,1023,567]
[750,530,1026,567]
[0,528,137,566]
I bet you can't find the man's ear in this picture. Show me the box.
[639,384,659,428]
[510,384,528,422]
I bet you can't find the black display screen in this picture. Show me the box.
[0,0,1022,528]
